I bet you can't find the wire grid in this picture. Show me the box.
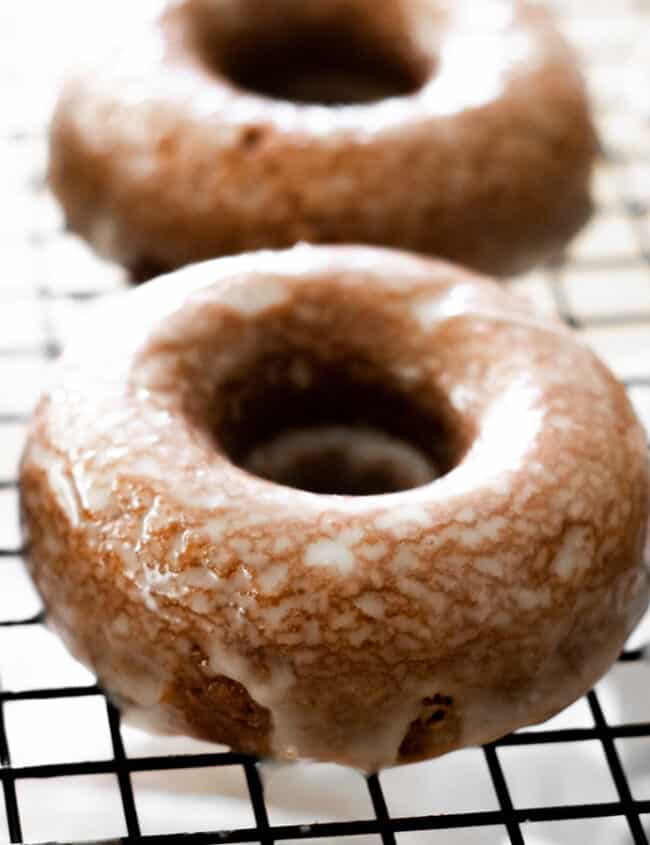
[1,1,650,843]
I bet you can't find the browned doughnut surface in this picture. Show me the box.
[49,0,597,278]
[20,246,648,771]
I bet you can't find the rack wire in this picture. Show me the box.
[1,1,650,843]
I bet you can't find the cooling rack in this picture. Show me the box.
[1,1,650,843]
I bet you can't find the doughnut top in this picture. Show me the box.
[21,246,649,769]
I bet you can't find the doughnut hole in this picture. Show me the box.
[212,353,467,496]
[185,0,432,105]
[215,27,425,105]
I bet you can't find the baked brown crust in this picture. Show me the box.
[20,246,648,770]
[49,0,596,278]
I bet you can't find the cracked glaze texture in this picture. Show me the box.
[48,0,596,278]
[20,246,649,771]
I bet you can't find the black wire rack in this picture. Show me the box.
[2,1,650,843]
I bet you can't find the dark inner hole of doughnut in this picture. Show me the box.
[208,26,425,106]
[215,354,464,496]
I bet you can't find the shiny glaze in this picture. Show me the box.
[49,0,596,277]
[20,246,649,770]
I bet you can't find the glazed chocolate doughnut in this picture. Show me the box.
[20,246,648,770]
[49,0,596,279]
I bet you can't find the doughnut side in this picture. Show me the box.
[19,453,273,757]
[19,248,649,770]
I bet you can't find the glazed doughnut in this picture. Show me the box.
[20,246,648,771]
[49,0,596,279]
